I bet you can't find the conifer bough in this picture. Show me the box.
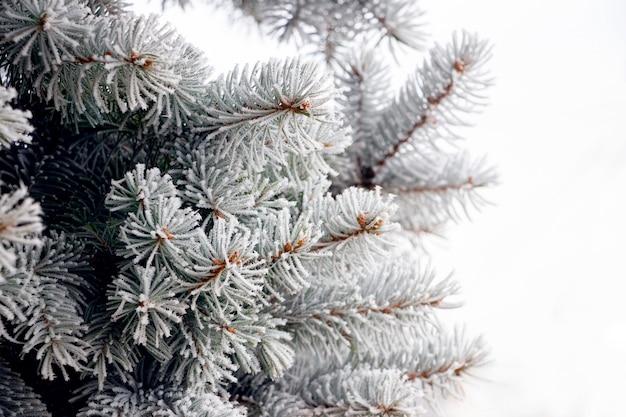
[0,0,496,415]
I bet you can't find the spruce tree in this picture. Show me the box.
[0,0,495,415]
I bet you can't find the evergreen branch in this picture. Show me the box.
[252,389,310,417]
[386,154,497,231]
[258,209,323,296]
[245,174,293,216]
[0,86,34,148]
[176,147,259,219]
[108,265,188,348]
[279,261,458,359]
[161,316,238,388]
[199,58,336,169]
[312,187,398,262]
[106,163,178,214]
[0,185,43,278]
[302,368,424,416]
[77,374,246,417]
[367,31,492,172]
[236,0,426,59]
[261,123,349,198]
[198,309,267,376]
[390,330,489,400]
[93,14,182,112]
[117,194,201,267]
[83,313,139,391]
[204,58,334,126]
[0,355,51,417]
[182,218,267,311]
[335,48,391,157]
[83,0,130,16]
[252,365,426,416]
[16,281,89,381]
[0,3,211,133]
[32,231,93,306]
[0,268,34,342]
[363,0,426,51]
[255,324,295,381]
[0,0,92,74]
[1,232,92,380]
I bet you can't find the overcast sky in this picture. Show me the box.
[133,1,626,416]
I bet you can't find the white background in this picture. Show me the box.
[132,1,626,415]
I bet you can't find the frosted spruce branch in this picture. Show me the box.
[251,366,425,416]
[0,86,34,148]
[365,31,493,172]
[335,48,392,157]
[0,185,43,280]
[273,261,459,361]
[312,186,399,264]
[0,355,51,417]
[385,154,498,233]
[0,1,212,133]
[76,374,246,417]
[1,232,91,380]
[199,58,338,170]
[244,326,486,416]
[328,31,496,236]
[226,0,426,61]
